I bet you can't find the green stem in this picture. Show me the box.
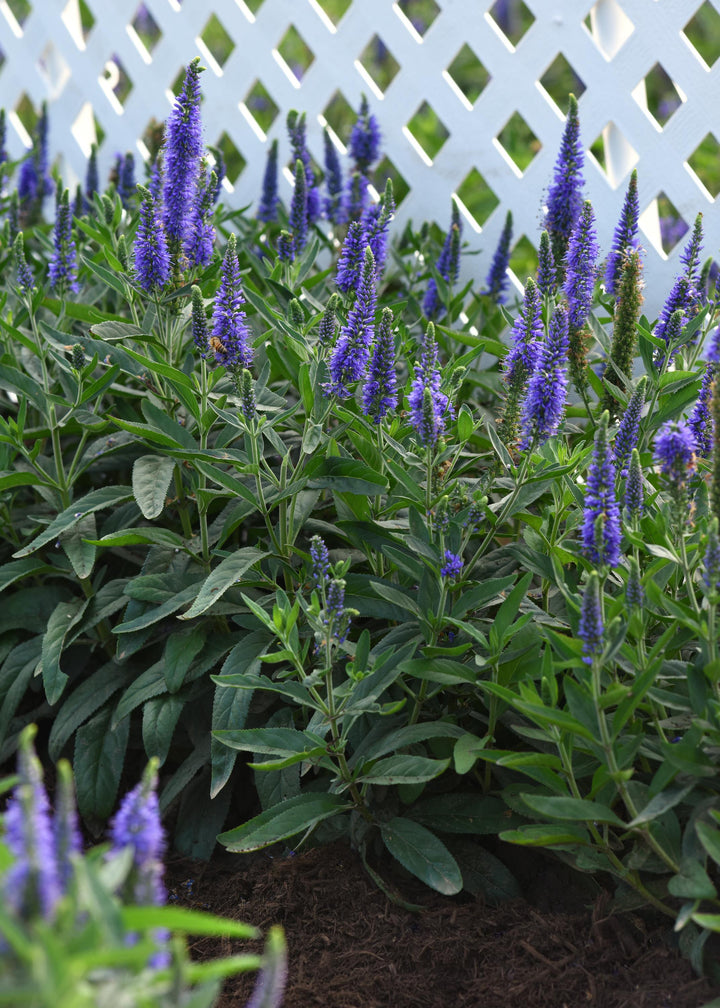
[467,442,535,574]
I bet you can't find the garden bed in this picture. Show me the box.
[168,841,720,1007]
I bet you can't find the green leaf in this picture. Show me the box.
[39,598,89,705]
[114,580,201,633]
[59,512,97,579]
[521,794,625,826]
[451,575,517,618]
[668,859,717,900]
[113,661,166,725]
[409,794,514,835]
[48,661,128,761]
[380,817,463,895]
[92,527,188,550]
[88,319,145,341]
[695,821,720,868]
[164,627,206,693]
[626,784,695,828]
[212,727,325,759]
[452,838,522,902]
[306,456,388,496]
[132,455,176,519]
[218,793,351,851]
[453,733,487,774]
[142,694,184,765]
[121,905,259,939]
[357,754,449,785]
[0,557,52,592]
[74,708,129,820]
[499,823,591,848]
[179,548,268,620]
[12,486,134,557]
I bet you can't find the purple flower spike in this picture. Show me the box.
[681,212,704,304]
[544,94,585,277]
[614,375,647,475]
[440,550,463,579]
[519,303,570,448]
[505,277,543,384]
[483,211,513,305]
[349,94,382,173]
[363,179,395,278]
[13,232,35,293]
[604,169,639,297]
[287,110,320,223]
[564,200,599,332]
[310,535,331,590]
[325,246,378,397]
[625,448,644,518]
[536,230,556,297]
[191,284,209,358]
[257,139,279,223]
[162,57,204,247]
[423,200,462,320]
[335,220,367,294]
[288,157,309,256]
[3,726,61,922]
[118,152,136,207]
[134,185,170,293]
[323,129,345,224]
[688,364,715,458]
[578,573,604,665]
[409,321,450,447]
[582,411,621,569]
[654,276,692,356]
[654,419,698,488]
[362,306,398,423]
[185,163,216,268]
[211,233,253,369]
[48,189,80,296]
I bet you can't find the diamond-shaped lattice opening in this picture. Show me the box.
[444,44,489,109]
[585,0,634,60]
[276,25,315,85]
[495,112,540,175]
[62,0,95,46]
[509,235,538,283]
[215,132,246,185]
[312,0,351,26]
[589,122,639,185]
[320,90,355,146]
[131,4,162,55]
[13,92,38,141]
[687,133,720,199]
[101,55,133,112]
[455,168,500,227]
[199,14,235,71]
[141,117,165,163]
[640,191,688,256]
[239,0,265,16]
[242,80,279,136]
[374,155,409,205]
[36,41,71,97]
[4,0,32,30]
[396,0,440,40]
[634,63,683,128]
[357,35,400,96]
[487,0,535,48]
[539,54,585,112]
[683,2,720,68]
[405,101,449,164]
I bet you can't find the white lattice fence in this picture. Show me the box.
[1,0,720,318]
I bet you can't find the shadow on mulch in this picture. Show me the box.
[166,841,720,1008]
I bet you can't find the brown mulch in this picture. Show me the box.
[166,841,720,1008]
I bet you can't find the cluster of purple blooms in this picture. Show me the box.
[309,535,352,646]
[1,728,167,962]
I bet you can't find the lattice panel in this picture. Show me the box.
[1,0,719,319]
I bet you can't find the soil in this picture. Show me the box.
[165,840,720,1008]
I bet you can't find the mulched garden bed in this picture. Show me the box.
[166,841,720,1008]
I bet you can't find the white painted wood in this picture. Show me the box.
[1,0,718,318]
